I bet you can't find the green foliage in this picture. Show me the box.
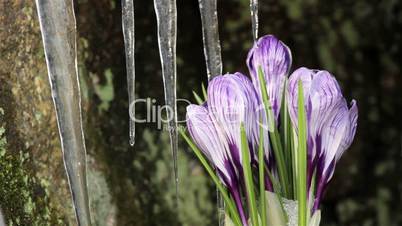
[297,81,307,226]
[258,121,267,226]
[0,108,62,225]
[258,66,290,198]
[240,124,258,226]
[94,68,115,111]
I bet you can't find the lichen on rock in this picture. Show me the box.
[0,107,63,225]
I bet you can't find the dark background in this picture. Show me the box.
[1,0,402,225]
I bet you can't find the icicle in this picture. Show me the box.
[198,0,223,80]
[35,1,92,225]
[198,0,224,223]
[153,0,179,201]
[122,0,136,146]
[250,0,259,41]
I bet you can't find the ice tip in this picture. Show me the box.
[129,136,135,147]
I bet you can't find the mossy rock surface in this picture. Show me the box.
[0,1,74,224]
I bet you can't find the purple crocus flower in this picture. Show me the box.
[187,72,260,225]
[208,72,260,166]
[246,35,292,174]
[186,34,291,221]
[287,67,358,211]
[187,104,246,222]
[186,34,358,223]
[247,35,292,121]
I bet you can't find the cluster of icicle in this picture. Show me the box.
[35,0,260,225]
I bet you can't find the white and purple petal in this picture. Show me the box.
[247,35,292,120]
[288,68,358,197]
[207,73,260,167]
[186,104,234,186]
[335,100,358,162]
[313,100,357,211]
[187,104,249,224]
[287,67,315,130]
[320,100,350,176]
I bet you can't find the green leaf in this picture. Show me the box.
[258,121,267,226]
[179,130,243,226]
[297,80,307,226]
[280,78,294,198]
[240,123,259,226]
[257,66,290,197]
[192,91,204,105]
[265,191,287,226]
[291,128,297,200]
[201,83,208,100]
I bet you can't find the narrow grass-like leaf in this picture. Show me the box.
[193,91,204,105]
[297,80,307,226]
[280,78,294,198]
[258,121,267,226]
[179,130,242,226]
[291,128,297,200]
[280,78,289,159]
[257,66,290,197]
[201,83,208,100]
[240,123,258,226]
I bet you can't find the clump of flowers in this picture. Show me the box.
[180,35,358,226]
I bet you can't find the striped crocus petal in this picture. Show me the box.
[287,68,345,184]
[335,100,358,162]
[186,104,236,187]
[319,100,350,180]
[207,73,260,169]
[247,35,292,120]
[288,67,358,210]
[186,104,248,225]
[313,100,358,211]
[321,100,358,182]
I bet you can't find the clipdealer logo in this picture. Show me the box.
[129,97,275,132]
[129,98,191,130]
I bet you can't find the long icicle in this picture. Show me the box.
[35,1,92,225]
[198,0,223,80]
[122,0,136,146]
[197,0,224,224]
[250,0,259,41]
[153,0,179,204]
